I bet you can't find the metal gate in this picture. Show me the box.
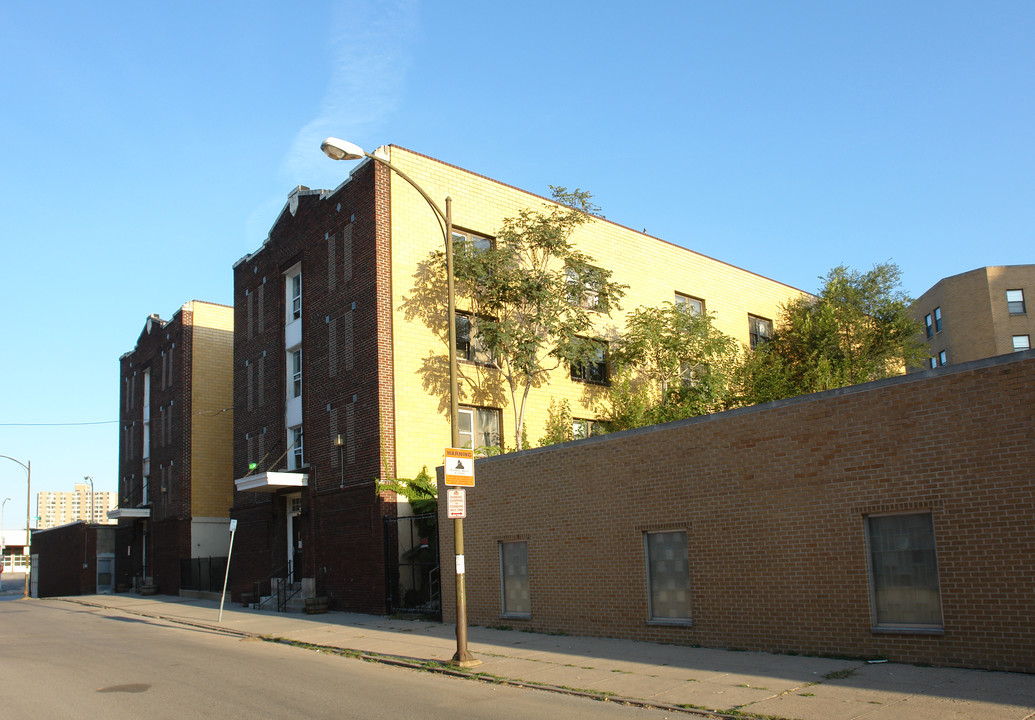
[384,513,440,618]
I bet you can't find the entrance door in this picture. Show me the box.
[286,495,302,584]
[97,553,114,594]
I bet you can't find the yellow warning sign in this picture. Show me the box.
[444,447,475,487]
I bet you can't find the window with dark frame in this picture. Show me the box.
[938,350,947,366]
[455,312,494,365]
[499,541,530,617]
[644,530,691,622]
[570,341,608,384]
[866,513,942,630]
[748,314,773,349]
[924,314,933,338]
[933,306,942,332]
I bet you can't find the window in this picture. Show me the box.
[1013,335,1031,352]
[924,314,933,339]
[928,357,937,369]
[458,406,501,453]
[565,266,604,310]
[748,315,773,349]
[933,307,942,333]
[1007,289,1026,315]
[866,513,942,630]
[644,530,691,623]
[287,270,302,322]
[456,312,493,364]
[938,350,947,366]
[291,349,302,397]
[570,341,608,384]
[453,230,492,252]
[674,292,703,315]
[289,427,304,470]
[499,541,530,617]
[680,361,708,389]
[572,418,603,440]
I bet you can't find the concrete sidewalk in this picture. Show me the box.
[37,592,1035,720]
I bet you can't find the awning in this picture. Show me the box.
[108,507,151,520]
[234,471,308,493]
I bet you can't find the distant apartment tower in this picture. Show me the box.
[112,301,234,594]
[912,265,1034,369]
[37,483,116,529]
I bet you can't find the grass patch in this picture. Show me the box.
[823,668,857,680]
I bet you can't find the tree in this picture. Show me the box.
[377,466,437,515]
[602,303,740,431]
[737,262,926,403]
[402,187,626,451]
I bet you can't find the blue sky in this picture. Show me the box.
[1,1,1032,538]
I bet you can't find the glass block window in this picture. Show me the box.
[867,513,942,629]
[645,530,691,622]
[500,541,530,616]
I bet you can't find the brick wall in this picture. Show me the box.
[440,352,1035,673]
[230,164,396,613]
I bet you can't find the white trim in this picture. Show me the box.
[234,471,308,493]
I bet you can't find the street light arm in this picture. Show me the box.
[0,455,29,474]
[321,138,449,241]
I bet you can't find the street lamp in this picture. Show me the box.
[321,138,475,666]
[0,455,30,598]
[1,497,10,590]
[84,476,94,524]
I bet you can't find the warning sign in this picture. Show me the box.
[444,447,475,487]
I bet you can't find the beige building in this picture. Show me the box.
[37,483,116,529]
[912,265,1034,369]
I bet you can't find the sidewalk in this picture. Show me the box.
[41,592,1035,720]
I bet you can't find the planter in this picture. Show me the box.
[139,584,158,596]
[304,597,329,614]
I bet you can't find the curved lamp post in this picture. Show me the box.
[0,455,30,598]
[321,138,476,666]
[1,496,10,590]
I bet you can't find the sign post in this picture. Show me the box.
[444,447,478,666]
[218,518,237,623]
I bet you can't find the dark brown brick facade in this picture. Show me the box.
[117,310,191,594]
[230,162,399,613]
[439,352,1035,673]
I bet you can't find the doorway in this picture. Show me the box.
[286,494,302,583]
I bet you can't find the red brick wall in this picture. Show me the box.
[440,352,1035,672]
[230,164,397,613]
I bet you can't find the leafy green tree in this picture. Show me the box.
[403,187,627,451]
[377,465,438,515]
[737,262,926,403]
[602,303,740,430]
[538,397,575,446]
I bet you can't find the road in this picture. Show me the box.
[0,599,679,720]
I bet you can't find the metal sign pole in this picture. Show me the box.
[218,519,238,623]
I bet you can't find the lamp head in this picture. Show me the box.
[321,137,367,162]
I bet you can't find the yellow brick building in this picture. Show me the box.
[382,146,807,476]
[911,265,1035,369]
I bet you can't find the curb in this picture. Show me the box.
[58,597,745,719]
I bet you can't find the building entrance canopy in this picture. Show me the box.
[234,471,308,493]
